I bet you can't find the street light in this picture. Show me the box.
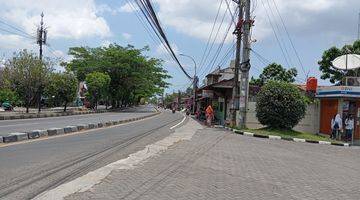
[179,53,197,115]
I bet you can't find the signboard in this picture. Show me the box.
[316,86,360,98]
[202,90,214,98]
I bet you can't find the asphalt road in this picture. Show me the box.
[0,108,184,200]
[0,106,156,136]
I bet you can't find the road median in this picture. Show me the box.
[1,111,161,145]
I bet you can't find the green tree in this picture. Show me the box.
[250,63,297,87]
[66,44,170,107]
[318,40,360,84]
[85,72,111,110]
[256,81,307,129]
[3,50,52,113]
[45,72,78,112]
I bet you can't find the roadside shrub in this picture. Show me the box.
[0,88,19,105]
[256,81,307,129]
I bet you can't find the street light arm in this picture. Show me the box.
[179,53,197,77]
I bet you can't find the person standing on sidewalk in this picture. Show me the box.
[205,104,214,126]
[331,114,342,140]
[345,115,354,141]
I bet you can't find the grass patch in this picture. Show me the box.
[238,127,341,143]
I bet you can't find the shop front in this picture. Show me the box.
[317,86,360,144]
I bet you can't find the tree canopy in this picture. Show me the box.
[85,72,111,109]
[45,72,78,112]
[318,40,360,84]
[2,50,53,113]
[66,44,171,107]
[250,63,297,87]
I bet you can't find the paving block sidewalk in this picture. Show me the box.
[66,128,360,200]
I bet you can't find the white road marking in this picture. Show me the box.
[33,117,202,200]
[170,114,186,130]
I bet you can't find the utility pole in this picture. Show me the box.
[37,12,47,113]
[230,0,244,126]
[358,11,360,40]
[238,0,253,128]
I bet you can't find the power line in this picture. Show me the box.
[197,1,229,75]
[204,7,238,77]
[224,0,236,26]
[265,0,294,68]
[218,42,236,67]
[270,0,307,78]
[260,0,291,68]
[134,0,192,79]
[0,18,35,39]
[251,48,306,83]
[198,0,223,70]
[0,26,34,40]
[125,0,174,64]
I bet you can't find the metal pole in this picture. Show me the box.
[230,0,244,126]
[238,0,252,129]
[179,54,197,114]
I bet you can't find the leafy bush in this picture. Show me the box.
[256,81,307,129]
[0,88,19,106]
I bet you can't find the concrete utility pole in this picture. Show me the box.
[230,0,244,126]
[37,12,47,60]
[238,0,252,128]
[37,12,47,113]
[358,11,360,40]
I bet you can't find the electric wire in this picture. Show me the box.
[270,0,307,78]
[198,0,224,70]
[203,8,238,77]
[0,27,34,40]
[265,0,294,68]
[126,0,174,63]
[197,1,229,76]
[135,0,192,79]
[260,0,291,68]
[0,18,35,39]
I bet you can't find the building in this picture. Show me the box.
[316,84,360,143]
[196,61,259,125]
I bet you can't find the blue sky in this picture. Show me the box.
[0,0,359,93]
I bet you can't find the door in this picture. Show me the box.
[320,99,338,135]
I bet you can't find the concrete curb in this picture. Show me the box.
[1,111,161,144]
[218,125,350,147]
[64,126,78,134]
[47,128,65,136]
[28,130,48,139]
[10,132,28,142]
[0,109,109,121]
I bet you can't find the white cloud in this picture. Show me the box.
[156,43,179,56]
[122,32,132,40]
[0,33,34,50]
[119,2,139,13]
[151,0,359,43]
[0,0,111,40]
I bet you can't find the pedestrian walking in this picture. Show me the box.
[331,114,342,140]
[205,104,214,126]
[345,115,354,141]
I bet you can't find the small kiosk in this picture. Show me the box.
[317,85,360,144]
[316,53,360,144]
